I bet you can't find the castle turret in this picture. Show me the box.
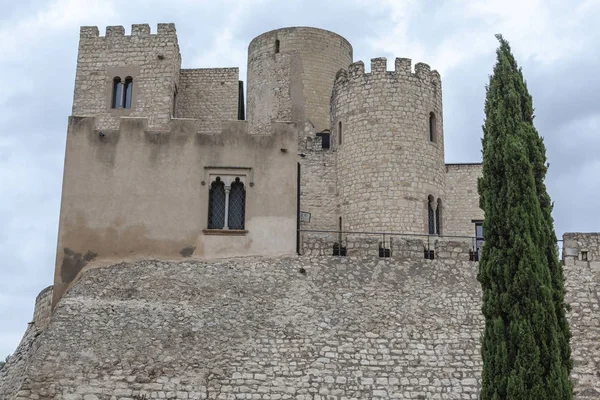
[73,24,181,130]
[246,27,353,133]
[333,58,445,234]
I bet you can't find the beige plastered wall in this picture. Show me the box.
[53,116,298,306]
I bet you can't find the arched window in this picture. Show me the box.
[208,178,226,229]
[338,121,343,146]
[429,112,436,142]
[123,77,133,109]
[435,198,442,235]
[228,178,246,230]
[428,195,435,234]
[275,39,280,54]
[111,76,133,109]
[111,77,123,108]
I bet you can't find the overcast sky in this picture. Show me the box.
[1,0,599,357]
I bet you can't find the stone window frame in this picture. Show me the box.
[202,167,252,235]
[106,66,140,116]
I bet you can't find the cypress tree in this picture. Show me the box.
[477,35,573,399]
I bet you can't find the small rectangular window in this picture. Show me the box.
[581,251,588,261]
[474,221,484,254]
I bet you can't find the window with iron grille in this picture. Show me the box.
[208,178,226,229]
[228,178,246,229]
[207,176,246,230]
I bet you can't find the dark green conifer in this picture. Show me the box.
[477,35,573,399]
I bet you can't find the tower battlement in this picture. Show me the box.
[334,57,441,89]
[79,23,177,39]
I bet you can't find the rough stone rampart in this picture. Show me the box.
[3,233,599,399]
[32,285,53,329]
[0,286,53,399]
[332,58,445,234]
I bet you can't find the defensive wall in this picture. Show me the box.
[1,232,598,399]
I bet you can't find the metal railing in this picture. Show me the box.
[299,229,484,260]
[299,229,564,261]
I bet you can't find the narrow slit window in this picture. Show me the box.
[428,195,435,234]
[338,121,343,145]
[435,198,442,235]
[275,39,280,54]
[123,77,133,109]
[429,112,436,142]
[111,77,123,108]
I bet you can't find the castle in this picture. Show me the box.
[1,24,598,399]
[51,24,483,307]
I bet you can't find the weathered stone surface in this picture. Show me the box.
[1,241,597,399]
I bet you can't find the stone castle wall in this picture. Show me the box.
[247,27,353,133]
[563,234,600,398]
[298,122,339,233]
[0,286,53,399]
[32,285,53,329]
[175,68,240,133]
[5,232,599,399]
[73,24,181,130]
[444,164,484,237]
[332,58,445,234]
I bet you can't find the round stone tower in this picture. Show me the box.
[247,27,353,133]
[332,57,445,234]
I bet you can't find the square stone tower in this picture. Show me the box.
[73,24,181,130]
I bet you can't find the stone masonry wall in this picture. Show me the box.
[31,286,53,329]
[298,122,338,233]
[0,286,53,399]
[10,256,485,400]
[175,68,239,134]
[333,58,445,234]
[73,24,181,130]
[4,232,599,399]
[563,232,600,261]
[563,234,600,399]
[444,164,484,237]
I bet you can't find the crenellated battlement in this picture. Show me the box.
[334,57,441,89]
[79,23,177,39]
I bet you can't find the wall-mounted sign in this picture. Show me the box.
[300,211,311,223]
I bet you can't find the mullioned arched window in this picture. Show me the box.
[111,76,133,109]
[207,176,246,230]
